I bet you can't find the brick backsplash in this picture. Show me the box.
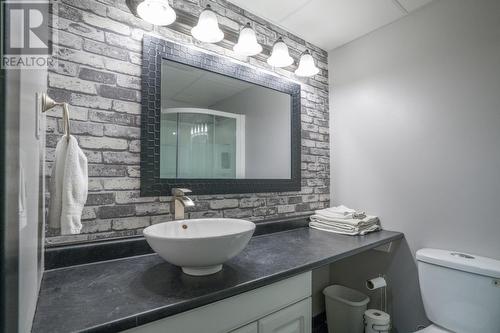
[45,0,330,245]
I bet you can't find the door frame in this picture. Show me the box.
[1,3,20,332]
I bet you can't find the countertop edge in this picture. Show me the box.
[77,230,404,333]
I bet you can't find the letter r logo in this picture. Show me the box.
[2,1,52,55]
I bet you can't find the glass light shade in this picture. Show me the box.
[191,5,224,43]
[233,23,262,57]
[267,37,294,67]
[137,0,176,26]
[295,50,320,77]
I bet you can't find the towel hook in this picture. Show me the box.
[41,93,70,142]
[62,103,70,142]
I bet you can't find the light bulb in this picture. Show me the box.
[191,5,224,43]
[233,22,262,57]
[137,0,176,26]
[295,50,320,77]
[267,37,293,68]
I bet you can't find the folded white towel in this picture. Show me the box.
[315,205,366,220]
[310,204,380,235]
[309,221,380,236]
[49,136,88,234]
[309,219,377,232]
[322,205,355,216]
[310,214,379,227]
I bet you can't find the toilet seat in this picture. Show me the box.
[415,324,452,333]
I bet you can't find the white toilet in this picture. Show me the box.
[415,248,500,332]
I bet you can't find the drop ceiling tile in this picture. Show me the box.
[227,0,434,51]
[228,0,311,22]
[397,0,433,12]
[162,63,204,98]
[280,0,405,50]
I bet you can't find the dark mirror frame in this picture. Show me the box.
[140,36,301,196]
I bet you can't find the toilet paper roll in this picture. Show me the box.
[366,276,387,290]
[364,309,390,333]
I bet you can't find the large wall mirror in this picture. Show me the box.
[141,36,301,195]
[161,60,291,179]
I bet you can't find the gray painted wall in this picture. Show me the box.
[329,0,500,259]
[45,0,330,245]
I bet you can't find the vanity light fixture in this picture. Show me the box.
[295,50,320,77]
[137,0,176,26]
[267,37,294,68]
[233,22,262,57]
[191,4,224,43]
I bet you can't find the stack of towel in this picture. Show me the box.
[309,205,380,235]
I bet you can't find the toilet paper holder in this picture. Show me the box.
[366,276,387,290]
[366,275,388,313]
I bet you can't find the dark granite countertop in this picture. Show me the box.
[32,228,403,333]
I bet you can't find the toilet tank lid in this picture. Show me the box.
[416,248,500,278]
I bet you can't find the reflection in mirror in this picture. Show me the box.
[160,59,291,179]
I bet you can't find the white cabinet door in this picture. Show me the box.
[230,322,258,333]
[258,298,311,333]
[125,272,311,333]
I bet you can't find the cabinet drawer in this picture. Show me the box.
[258,298,311,333]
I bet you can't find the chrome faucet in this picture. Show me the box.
[171,188,195,220]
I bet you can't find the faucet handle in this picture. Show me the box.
[172,188,192,196]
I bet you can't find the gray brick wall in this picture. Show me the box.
[45,0,330,245]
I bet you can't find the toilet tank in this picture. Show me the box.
[416,248,500,333]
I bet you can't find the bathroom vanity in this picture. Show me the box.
[126,272,312,333]
[32,224,402,333]
[30,35,403,333]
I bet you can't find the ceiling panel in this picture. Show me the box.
[229,0,312,22]
[397,0,433,12]
[228,0,434,51]
[281,0,405,50]
[162,64,253,107]
[162,63,204,99]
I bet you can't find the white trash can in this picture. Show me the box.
[323,285,370,333]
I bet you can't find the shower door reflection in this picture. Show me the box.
[160,108,245,179]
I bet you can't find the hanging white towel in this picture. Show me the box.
[49,136,88,234]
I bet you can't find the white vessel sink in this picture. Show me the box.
[143,218,255,276]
